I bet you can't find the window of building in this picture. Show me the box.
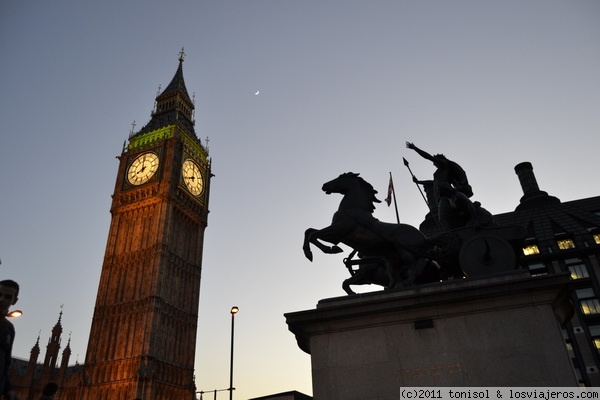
[565,339,575,357]
[523,244,540,256]
[581,299,600,315]
[587,228,600,246]
[589,325,600,336]
[522,238,539,256]
[557,238,576,250]
[577,288,595,299]
[566,258,589,280]
[528,263,548,277]
[577,289,600,315]
[589,325,600,353]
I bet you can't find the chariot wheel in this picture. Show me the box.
[458,233,516,277]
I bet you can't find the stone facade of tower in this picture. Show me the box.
[9,54,211,400]
[80,54,211,400]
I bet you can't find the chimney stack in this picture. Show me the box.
[514,162,560,211]
[514,162,540,195]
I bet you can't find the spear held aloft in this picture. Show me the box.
[403,157,429,207]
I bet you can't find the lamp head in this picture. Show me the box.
[230,306,239,315]
[7,309,22,318]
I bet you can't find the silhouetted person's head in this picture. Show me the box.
[0,280,19,317]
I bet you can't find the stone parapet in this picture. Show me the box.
[286,272,576,400]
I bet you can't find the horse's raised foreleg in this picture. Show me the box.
[303,227,344,261]
[303,228,317,261]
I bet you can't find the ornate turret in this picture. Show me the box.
[43,310,63,370]
[26,334,41,377]
[134,48,197,139]
[59,335,72,381]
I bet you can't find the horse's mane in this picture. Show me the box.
[344,172,382,206]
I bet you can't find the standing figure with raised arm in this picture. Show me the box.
[406,142,475,230]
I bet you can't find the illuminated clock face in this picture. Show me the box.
[127,152,160,186]
[182,159,204,196]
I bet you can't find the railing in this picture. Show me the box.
[196,388,234,400]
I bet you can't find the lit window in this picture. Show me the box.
[577,289,600,315]
[581,299,600,315]
[594,234,600,245]
[594,339,600,350]
[557,238,576,250]
[566,259,589,280]
[569,264,589,279]
[523,244,540,256]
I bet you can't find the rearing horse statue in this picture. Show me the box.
[303,172,436,290]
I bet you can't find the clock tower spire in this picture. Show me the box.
[82,51,211,400]
[137,47,196,139]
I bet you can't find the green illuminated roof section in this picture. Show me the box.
[128,125,175,150]
[181,130,208,162]
[127,124,207,162]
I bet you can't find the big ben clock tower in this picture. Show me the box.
[82,50,211,400]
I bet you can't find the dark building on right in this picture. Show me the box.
[422,161,600,386]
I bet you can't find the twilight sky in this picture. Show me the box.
[1,1,599,398]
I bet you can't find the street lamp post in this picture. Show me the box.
[229,306,239,400]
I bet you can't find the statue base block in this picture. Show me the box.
[285,272,576,400]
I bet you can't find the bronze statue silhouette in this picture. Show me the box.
[406,142,472,197]
[303,172,438,290]
[303,172,526,294]
[405,142,495,231]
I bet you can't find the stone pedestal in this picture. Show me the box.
[285,272,576,400]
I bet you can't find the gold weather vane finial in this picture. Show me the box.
[178,47,186,63]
